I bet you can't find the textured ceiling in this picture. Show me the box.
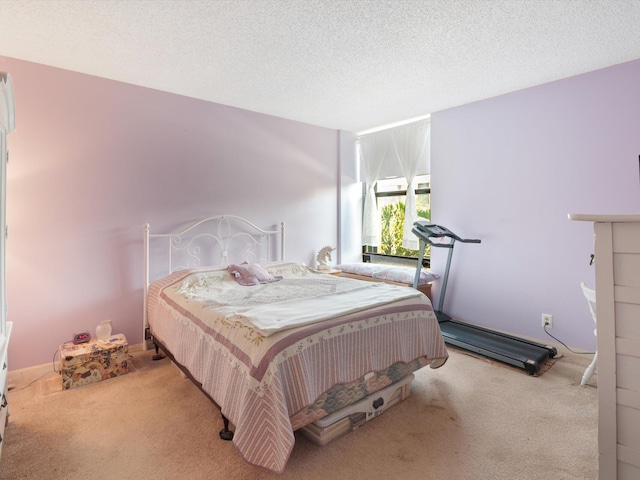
[1,0,640,133]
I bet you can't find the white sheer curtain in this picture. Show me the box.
[359,130,393,246]
[392,121,430,249]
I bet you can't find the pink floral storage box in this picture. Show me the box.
[59,334,129,389]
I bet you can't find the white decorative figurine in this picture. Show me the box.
[315,245,336,271]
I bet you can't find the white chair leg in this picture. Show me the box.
[581,351,598,386]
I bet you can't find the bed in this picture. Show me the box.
[143,215,448,473]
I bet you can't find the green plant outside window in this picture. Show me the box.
[379,199,431,258]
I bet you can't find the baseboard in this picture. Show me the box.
[7,362,55,390]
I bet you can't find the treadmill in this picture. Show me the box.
[411,221,557,375]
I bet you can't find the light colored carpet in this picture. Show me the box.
[1,346,597,480]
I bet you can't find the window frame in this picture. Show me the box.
[362,178,431,268]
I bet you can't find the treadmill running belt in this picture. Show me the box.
[439,320,555,374]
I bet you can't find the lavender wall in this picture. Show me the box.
[1,56,344,370]
[6,53,638,370]
[431,59,640,351]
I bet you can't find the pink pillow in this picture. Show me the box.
[227,263,282,286]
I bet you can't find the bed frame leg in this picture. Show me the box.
[219,414,234,441]
[151,342,165,361]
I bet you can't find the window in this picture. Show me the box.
[358,117,430,265]
[363,174,431,266]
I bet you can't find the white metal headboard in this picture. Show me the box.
[143,214,285,348]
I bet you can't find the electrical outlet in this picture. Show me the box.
[542,313,553,329]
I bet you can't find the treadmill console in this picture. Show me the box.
[412,221,481,245]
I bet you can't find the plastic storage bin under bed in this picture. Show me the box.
[300,373,414,446]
